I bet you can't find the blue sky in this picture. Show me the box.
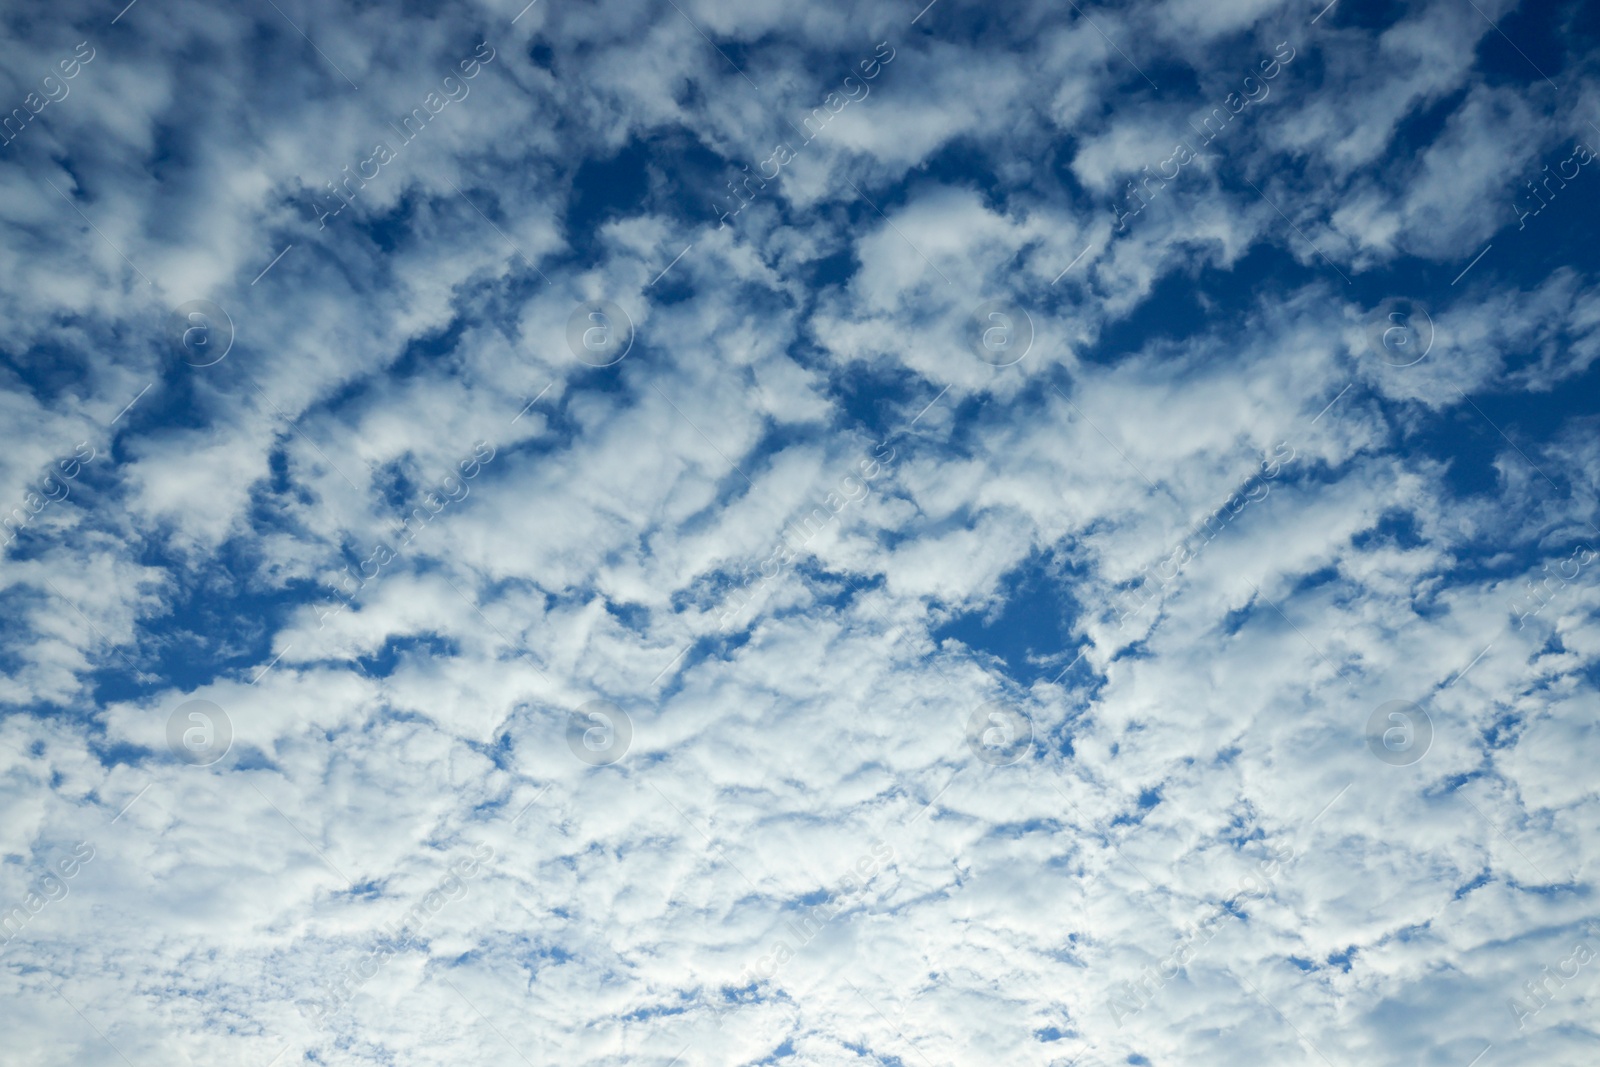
[2,0,1599,1064]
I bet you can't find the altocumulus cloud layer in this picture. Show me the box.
[1,0,1599,1063]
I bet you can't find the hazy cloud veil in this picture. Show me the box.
[1,0,1598,1065]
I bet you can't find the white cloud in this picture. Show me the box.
[2,0,1599,1064]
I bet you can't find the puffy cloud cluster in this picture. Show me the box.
[2,0,1599,1064]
